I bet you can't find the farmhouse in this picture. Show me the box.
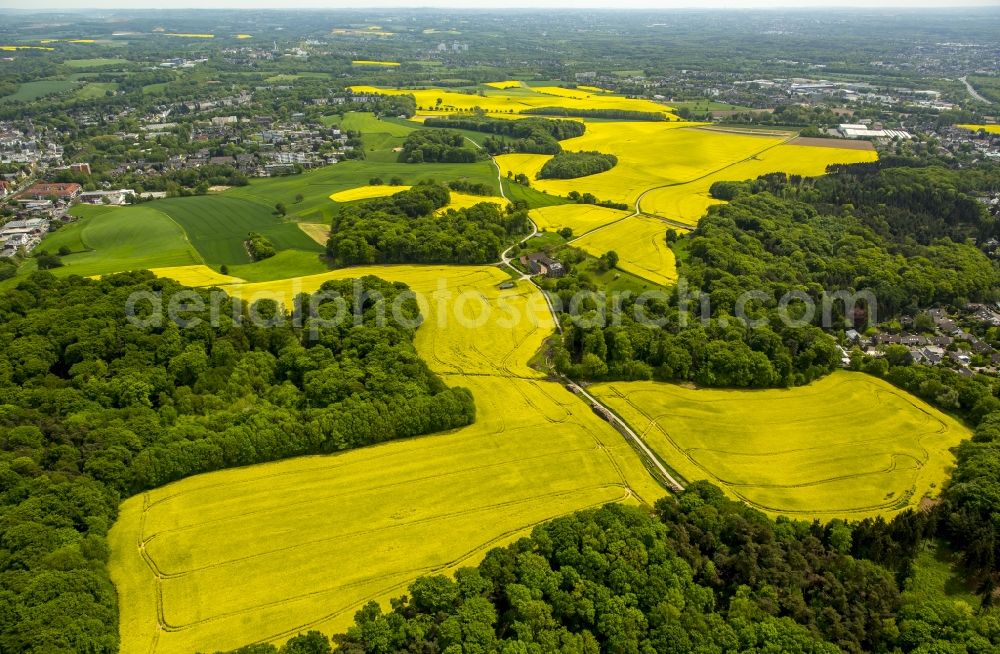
[18,182,82,202]
[522,253,566,278]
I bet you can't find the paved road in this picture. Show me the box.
[960,76,991,105]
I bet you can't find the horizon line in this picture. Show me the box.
[3,3,1000,11]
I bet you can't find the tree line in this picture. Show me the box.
[423,114,586,155]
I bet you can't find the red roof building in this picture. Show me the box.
[19,182,82,201]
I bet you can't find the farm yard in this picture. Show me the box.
[590,372,969,519]
[109,265,666,653]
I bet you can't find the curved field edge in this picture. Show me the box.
[108,264,666,653]
[590,371,969,521]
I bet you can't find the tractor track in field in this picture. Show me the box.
[143,484,631,633]
[248,486,631,646]
[568,129,797,243]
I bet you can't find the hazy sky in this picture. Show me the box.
[3,0,999,8]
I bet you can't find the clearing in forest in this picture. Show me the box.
[590,372,969,520]
[572,215,685,286]
[436,192,508,214]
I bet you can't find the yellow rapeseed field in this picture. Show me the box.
[496,123,777,207]
[347,85,677,119]
[110,265,666,653]
[484,80,525,89]
[297,223,330,245]
[436,192,507,214]
[529,203,630,236]
[591,372,969,520]
[329,184,411,202]
[329,187,503,213]
[572,216,685,286]
[352,60,402,67]
[640,141,878,225]
[146,265,245,287]
[957,124,1000,134]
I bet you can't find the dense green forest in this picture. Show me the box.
[398,129,485,164]
[423,115,586,155]
[712,162,1000,245]
[221,482,1000,654]
[0,272,475,652]
[538,151,619,180]
[550,165,999,387]
[326,183,531,266]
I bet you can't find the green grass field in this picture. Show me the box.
[37,205,202,277]
[225,249,328,282]
[0,79,78,103]
[64,57,127,68]
[501,178,569,209]
[591,372,970,519]
[152,195,323,266]
[904,539,983,609]
[228,158,500,224]
[74,82,117,99]
[324,112,416,162]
